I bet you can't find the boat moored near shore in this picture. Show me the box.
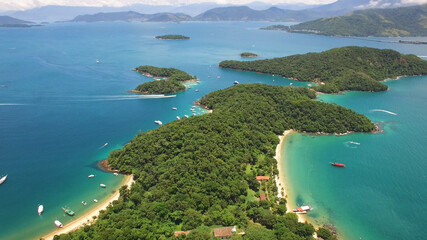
[38,205,44,216]
[62,207,75,216]
[54,220,63,228]
[100,184,106,188]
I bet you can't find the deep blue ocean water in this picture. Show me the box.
[0,22,425,239]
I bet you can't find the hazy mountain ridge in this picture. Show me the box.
[71,11,192,23]
[287,4,427,37]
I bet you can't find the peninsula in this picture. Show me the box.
[240,52,258,57]
[155,34,190,40]
[56,83,373,240]
[133,65,197,94]
[219,46,427,93]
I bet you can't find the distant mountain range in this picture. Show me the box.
[286,4,427,37]
[193,6,312,22]
[70,11,192,23]
[0,0,418,23]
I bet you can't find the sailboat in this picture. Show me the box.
[0,175,7,185]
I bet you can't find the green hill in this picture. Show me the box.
[57,84,373,239]
[219,46,427,93]
[287,4,427,37]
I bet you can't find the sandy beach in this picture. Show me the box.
[274,130,307,223]
[41,175,134,240]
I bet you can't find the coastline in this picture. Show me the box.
[41,174,134,240]
[274,130,307,223]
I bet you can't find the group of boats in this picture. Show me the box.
[50,173,112,228]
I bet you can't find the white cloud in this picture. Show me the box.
[401,0,427,3]
[0,0,337,11]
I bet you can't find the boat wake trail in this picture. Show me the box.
[98,142,108,149]
[370,109,397,115]
[0,103,28,106]
[71,95,176,102]
[344,141,361,148]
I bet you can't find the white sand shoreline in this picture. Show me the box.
[41,175,134,240]
[274,130,307,223]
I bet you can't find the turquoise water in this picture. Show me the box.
[0,22,426,239]
[283,76,427,240]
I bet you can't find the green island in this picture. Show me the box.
[219,46,427,93]
[240,52,259,58]
[155,35,190,40]
[57,84,375,240]
[133,66,197,94]
[282,4,427,37]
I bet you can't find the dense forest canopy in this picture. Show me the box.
[134,66,196,94]
[286,4,427,37]
[219,46,427,93]
[58,84,373,240]
[155,35,190,40]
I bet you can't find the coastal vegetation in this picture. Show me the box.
[219,46,427,93]
[240,52,258,57]
[260,25,288,31]
[155,35,190,40]
[284,4,427,37]
[134,66,196,94]
[57,84,373,239]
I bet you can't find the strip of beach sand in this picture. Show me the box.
[274,130,307,223]
[41,175,134,240]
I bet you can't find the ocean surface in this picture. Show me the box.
[0,21,425,239]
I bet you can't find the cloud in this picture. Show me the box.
[0,0,337,11]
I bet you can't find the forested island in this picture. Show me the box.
[219,46,427,93]
[133,66,197,94]
[57,84,375,240]
[277,4,427,37]
[240,52,259,57]
[260,25,288,31]
[155,35,190,40]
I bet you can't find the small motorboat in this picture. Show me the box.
[293,206,312,212]
[54,220,63,228]
[234,81,239,85]
[0,174,7,185]
[82,201,87,206]
[172,107,177,110]
[176,116,181,120]
[113,172,118,176]
[100,184,106,188]
[195,89,199,92]
[295,211,307,214]
[88,174,95,178]
[38,205,44,216]
[184,115,189,118]
[154,120,163,125]
[62,207,75,216]
[331,162,345,167]
[93,199,98,203]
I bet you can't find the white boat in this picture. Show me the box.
[184,115,189,118]
[93,199,98,203]
[234,81,239,85]
[172,107,177,110]
[176,116,181,120]
[96,59,100,64]
[88,174,95,178]
[38,205,44,216]
[82,201,87,206]
[104,142,108,146]
[154,120,163,125]
[307,84,312,87]
[0,175,7,185]
[296,211,307,214]
[54,220,63,228]
[113,172,118,176]
[100,184,106,188]
[195,89,199,92]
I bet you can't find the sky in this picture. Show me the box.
[0,0,426,11]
